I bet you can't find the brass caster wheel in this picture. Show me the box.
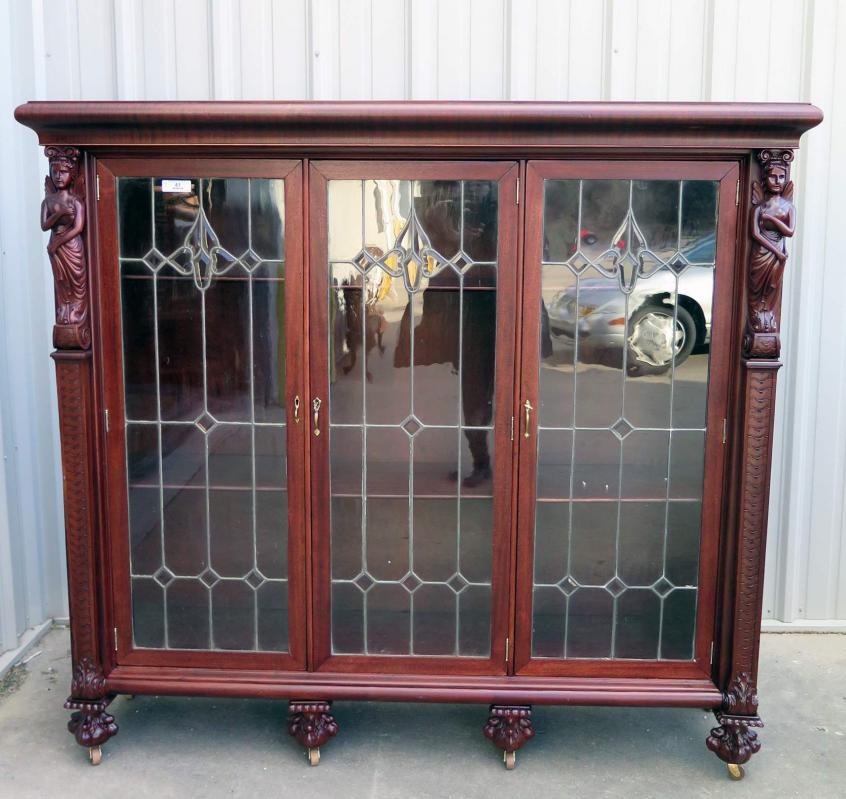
[503,750,516,770]
[727,763,745,781]
[88,746,102,766]
[308,747,320,767]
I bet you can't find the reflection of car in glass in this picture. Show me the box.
[547,235,715,375]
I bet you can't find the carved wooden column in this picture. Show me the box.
[707,149,796,779]
[42,146,117,764]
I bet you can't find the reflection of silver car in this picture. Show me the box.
[548,235,715,375]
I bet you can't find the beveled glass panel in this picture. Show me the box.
[367,583,411,654]
[208,424,252,487]
[211,580,254,650]
[253,274,286,423]
[157,275,204,422]
[542,180,580,263]
[413,583,457,656]
[531,177,719,661]
[413,499,457,581]
[539,265,576,429]
[257,580,288,651]
[661,589,697,659]
[459,585,492,656]
[205,275,251,422]
[209,489,253,577]
[128,487,161,574]
[328,178,499,657]
[131,577,164,648]
[458,498,494,584]
[118,178,152,258]
[365,498,409,580]
[121,263,157,419]
[119,176,289,653]
[331,582,364,654]
[566,588,613,658]
[615,589,661,659]
[617,502,665,586]
[532,586,567,658]
[166,578,210,650]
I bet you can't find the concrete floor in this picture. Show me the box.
[0,629,843,798]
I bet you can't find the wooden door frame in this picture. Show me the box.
[96,157,308,670]
[513,159,740,679]
[308,160,520,676]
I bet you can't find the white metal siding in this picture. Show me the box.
[1,0,844,658]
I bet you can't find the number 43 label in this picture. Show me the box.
[161,179,192,193]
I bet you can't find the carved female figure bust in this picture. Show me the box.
[748,150,796,338]
[41,145,89,348]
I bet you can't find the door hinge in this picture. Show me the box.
[114,627,119,652]
[96,173,101,201]
[709,640,715,665]
[516,176,520,205]
[722,418,727,444]
[510,415,514,441]
[735,179,740,206]
[104,409,110,433]
[505,636,510,662]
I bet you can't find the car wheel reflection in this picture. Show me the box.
[627,304,696,375]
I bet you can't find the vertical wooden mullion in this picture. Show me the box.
[307,163,331,669]
[512,162,545,673]
[283,162,308,670]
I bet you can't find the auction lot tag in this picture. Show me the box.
[161,179,192,193]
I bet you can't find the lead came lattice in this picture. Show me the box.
[119,176,289,653]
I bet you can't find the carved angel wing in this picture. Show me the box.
[751,181,763,207]
[74,171,86,202]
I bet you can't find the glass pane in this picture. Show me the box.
[118,176,289,653]
[328,178,499,657]
[531,177,718,661]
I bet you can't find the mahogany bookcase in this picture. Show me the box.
[15,101,822,776]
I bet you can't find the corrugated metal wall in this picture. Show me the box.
[2,0,844,659]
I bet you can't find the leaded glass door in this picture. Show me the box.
[309,162,519,674]
[101,159,307,669]
[514,161,738,677]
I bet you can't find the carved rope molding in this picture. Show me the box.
[42,145,91,350]
[54,344,117,749]
[731,370,777,691]
[54,358,98,666]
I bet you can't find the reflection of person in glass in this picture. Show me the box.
[394,182,497,487]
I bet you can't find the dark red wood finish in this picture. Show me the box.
[96,157,308,671]
[513,160,739,680]
[15,101,821,152]
[307,161,519,676]
[14,103,823,768]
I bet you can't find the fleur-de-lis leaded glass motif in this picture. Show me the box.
[596,206,662,293]
[375,205,450,293]
[169,180,237,290]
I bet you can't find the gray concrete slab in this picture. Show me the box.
[0,628,843,798]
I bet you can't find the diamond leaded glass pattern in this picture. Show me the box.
[328,179,498,657]
[532,178,718,661]
[119,176,289,652]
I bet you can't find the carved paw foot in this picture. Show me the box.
[484,705,535,768]
[65,697,118,763]
[287,701,338,765]
[706,712,763,779]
